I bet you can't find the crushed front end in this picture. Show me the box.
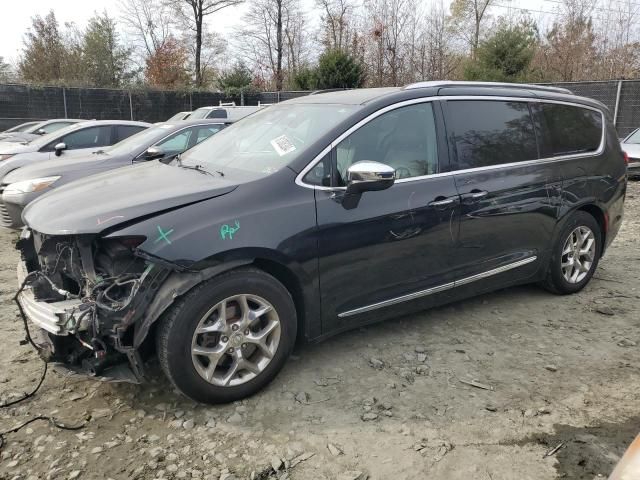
[16,228,172,382]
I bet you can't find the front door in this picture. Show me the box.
[310,101,461,334]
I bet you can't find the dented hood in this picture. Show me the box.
[23,161,237,235]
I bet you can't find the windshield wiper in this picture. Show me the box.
[174,154,221,177]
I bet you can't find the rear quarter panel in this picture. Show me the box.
[558,120,626,252]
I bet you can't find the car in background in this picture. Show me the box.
[620,127,640,178]
[189,105,263,122]
[1,119,231,229]
[0,119,86,143]
[1,121,41,134]
[167,111,191,121]
[0,120,150,181]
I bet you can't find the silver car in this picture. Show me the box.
[0,120,151,181]
[621,128,640,178]
[0,119,86,143]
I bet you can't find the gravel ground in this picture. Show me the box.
[0,182,639,480]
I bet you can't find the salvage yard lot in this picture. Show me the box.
[1,183,639,480]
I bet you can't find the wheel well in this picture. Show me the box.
[252,258,306,342]
[577,204,606,254]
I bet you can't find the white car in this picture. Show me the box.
[620,128,640,178]
[0,120,150,180]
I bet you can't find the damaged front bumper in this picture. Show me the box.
[15,228,174,383]
[17,261,84,335]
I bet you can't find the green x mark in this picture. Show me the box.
[154,226,174,245]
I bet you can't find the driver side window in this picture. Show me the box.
[335,102,438,184]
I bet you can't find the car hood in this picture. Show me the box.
[23,161,238,235]
[0,141,35,154]
[621,142,640,159]
[3,151,123,184]
[0,133,39,142]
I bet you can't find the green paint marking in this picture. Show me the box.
[220,220,240,240]
[154,226,174,245]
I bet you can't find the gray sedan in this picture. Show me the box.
[0,119,230,229]
[0,120,150,182]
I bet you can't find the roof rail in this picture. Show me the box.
[403,81,573,95]
[309,88,347,95]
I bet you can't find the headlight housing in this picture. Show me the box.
[4,176,61,195]
[0,154,14,161]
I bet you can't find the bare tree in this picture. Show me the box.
[416,0,459,81]
[593,0,640,79]
[171,0,244,86]
[238,0,308,90]
[316,0,355,51]
[450,0,494,58]
[119,0,173,63]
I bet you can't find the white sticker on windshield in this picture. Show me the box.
[270,135,296,156]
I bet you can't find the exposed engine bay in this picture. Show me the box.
[16,229,173,381]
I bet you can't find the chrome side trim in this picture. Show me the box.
[454,256,538,287]
[337,255,537,318]
[295,95,606,191]
[337,282,454,318]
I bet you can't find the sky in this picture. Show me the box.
[0,0,561,65]
[0,0,258,64]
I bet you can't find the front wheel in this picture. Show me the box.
[156,268,297,404]
[541,211,602,295]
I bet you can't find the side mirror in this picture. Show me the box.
[345,161,395,195]
[36,129,46,135]
[54,142,67,156]
[142,146,165,161]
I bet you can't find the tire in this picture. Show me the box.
[541,211,602,295]
[156,268,297,404]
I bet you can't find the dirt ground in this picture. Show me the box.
[1,183,639,480]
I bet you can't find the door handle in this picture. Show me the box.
[461,190,488,201]
[428,196,457,207]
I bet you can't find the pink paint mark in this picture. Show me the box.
[97,215,125,225]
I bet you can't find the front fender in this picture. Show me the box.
[132,259,252,348]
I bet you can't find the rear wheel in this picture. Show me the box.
[156,268,297,404]
[541,211,602,294]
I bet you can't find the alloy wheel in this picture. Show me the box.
[191,294,281,387]
[561,226,596,284]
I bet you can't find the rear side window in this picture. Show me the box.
[195,125,223,143]
[538,103,602,156]
[206,109,228,119]
[115,125,146,143]
[447,100,538,170]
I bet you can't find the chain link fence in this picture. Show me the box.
[1,81,639,136]
[0,84,314,131]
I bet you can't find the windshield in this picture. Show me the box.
[624,129,640,144]
[190,107,212,119]
[105,125,173,156]
[179,103,358,176]
[168,112,189,121]
[9,122,40,133]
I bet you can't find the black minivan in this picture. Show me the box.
[16,82,626,403]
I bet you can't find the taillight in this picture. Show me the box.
[623,151,629,165]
